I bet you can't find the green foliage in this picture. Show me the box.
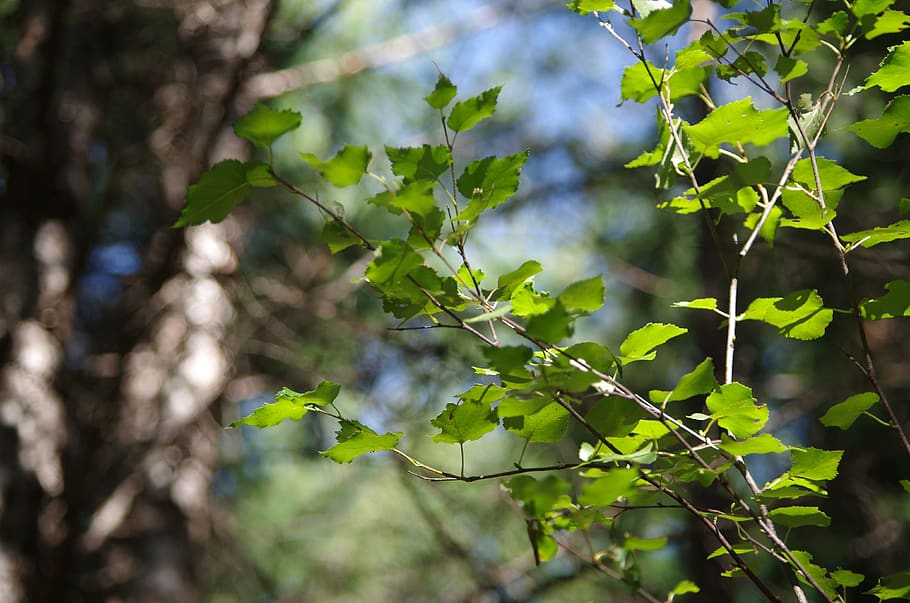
[180,2,910,598]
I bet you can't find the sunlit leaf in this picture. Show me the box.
[820,392,880,429]
[719,433,788,456]
[494,260,543,301]
[300,145,372,187]
[456,151,529,221]
[860,279,910,318]
[619,322,687,362]
[862,41,910,92]
[365,239,424,288]
[321,420,401,463]
[425,73,458,109]
[503,402,570,442]
[790,447,843,481]
[558,276,605,313]
[579,467,639,506]
[775,56,808,83]
[649,357,718,403]
[368,180,437,217]
[174,159,252,227]
[431,401,499,444]
[684,98,789,159]
[706,382,767,438]
[866,571,910,601]
[624,535,667,551]
[831,569,865,588]
[672,298,719,311]
[769,505,831,528]
[864,9,910,39]
[740,289,833,340]
[567,0,614,14]
[447,86,502,133]
[629,0,692,44]
[229,381,341,428]
[233,104,302,148]
[843,219,910,249]
[386,144,452,183]
[669,579,701,597]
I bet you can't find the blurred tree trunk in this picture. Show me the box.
[0,1,274,600]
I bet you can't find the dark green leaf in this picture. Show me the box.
[525,302,575,342]
[233,104,302,148]
[586,397,647,438]
[775,56,808,83]
[321,420,401,463]
[300,144,372,187]
[447,86,502,133]
[820,392,880,429]
[425,73,458,109]
[456,151,530,221]
[431,401,499,444]
[504,475,571,517]
[174,159,252,227]
[847,95,910,149]
[244,161,277,187]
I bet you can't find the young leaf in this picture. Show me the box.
[860,279,910,319]
[862,41,910,92]
[230,382,341,428]
[668,580,701,597]
[672,297,719,311]
[769,505,831,528]
[321,420,401,463]
[706,382,768,438]
[820,392,880,429]
[300,144,372,187]
[558,276,605,313]
[842,219,910,249]
[431,401,499,444]
[447,86,502,133]
[174,159,252,227]
[740,289,833,340]
[684,98,789,158]
[456,151,530,221]
[503,402,570,442]
[385,144,452,183]
[233,104,302,148]
[629,0,692,44]
[619,322,687,362]
[846,95,910,149]
[425,73,458,109]
[510,282,555,318]
[790,447,843,482]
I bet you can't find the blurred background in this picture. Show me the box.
[1,0,908,601]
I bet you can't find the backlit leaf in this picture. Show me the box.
[495,260,543,301]
[619,322,687,362]
[790,447,843,481]
[866,571,910,601]
[842,219,910,249]
[386,144,452,183]
[706,382,767,438]
[860,280,910,319]
[503,402,570,442]
[447,86,502,133]
[719,433,788,456]
[229,382,341,428]
[740,289,833,340]
[863,41,910,92]
[567,0,614,14]
[233,104,302,148]
[321,420,401,463]
[431,401,499,444]
[558,276,605,313]
[649,357,718,403]
[300,144,372,187]
[820,392,880,429]
[456,151,529,221]
[425,73,458,109]
[684,98,789,159]
[769,505,831,527]
[629,0,692,44]
[579,467,638,506]
[847,95,910,148]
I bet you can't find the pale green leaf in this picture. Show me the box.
[790,447,843,481]
[706,382,767,438]
[820,392,880,429]
[619,322,687,362]
[233,104,302,148]
[719,433,788,456]
[503,402,569,442]
[740,289,833,340]
[842,219,910,249]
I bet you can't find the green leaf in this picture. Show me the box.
[649,357,718,403]
[229,381,341,428]
[483,346,533,382]
[431,401,499,444]
[567,0,614,14]
[672,297,719,311]
[789,550,839,599]
[425,73,458,109]
[579,467,639,507]
[860,280,910,319]
[456,151,529,221]
[503,402,570,442]
[740,289,833,340]
[867,571,910,600]
[447,86,502,133]
[558,276,605,313]
[300,144,372,187]
[174,159,252,227]
[847,95,910,148]
[706,382,767,438]
[820,392,880,429]
[233,104,302,148]
[831,569,865,588]
[504,475,571,517]
[321,420,401,463]
[586,396,647,438]
[818,11,851,37]
[244,161,277,187]
[510,282,555,318]
[790,447,843,481]
[619,322,687,362]
[791,157,866,191]
[368,180,437,217]
[621,61,710,103]
[864,9,910,40]
[319,221,360,254]
[853,0,894,18]
[624,535,667,551]
[842,219,910,249]
[386,144,452,183]
[775,56,808,83]
[863,41,910,92]
[707,543,757,560]
[684,98,789,159]
[900,480,910,493]
[629,0,692,44]
[769,505,831,528]
[669,580,701,597]
[719,433,788,456]
[525,302,575,343]
[495,260,543,301]
[365,239,424,288]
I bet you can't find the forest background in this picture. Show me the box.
[1,0,908,602]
